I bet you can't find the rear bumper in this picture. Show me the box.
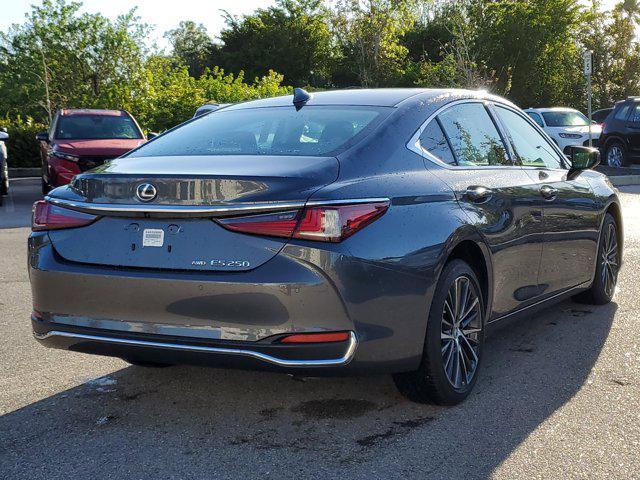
[29,232,428,374]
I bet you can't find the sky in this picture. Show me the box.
[0,0,623,51]
[0,0,276,50]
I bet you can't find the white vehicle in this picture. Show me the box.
[524,107,601,154]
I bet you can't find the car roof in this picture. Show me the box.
[59,109,126,117]
[225,88,511,110]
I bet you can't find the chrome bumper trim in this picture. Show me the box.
[34,330,358,367]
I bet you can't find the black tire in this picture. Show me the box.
[393,259,485,405]
[124,358,174,368]
[574,213,620,305]
[605,141,629,167]
[41,178,51,195]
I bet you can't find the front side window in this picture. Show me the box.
[437,103,509,167]
[526,112,544,128]
[419,120,456,165]
[496,106,564,169]
[55,115,142,140]
[541,111,589,127]
[128,106,388,158]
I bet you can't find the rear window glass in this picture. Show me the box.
[129,106,388,158]
[55,115,142,140]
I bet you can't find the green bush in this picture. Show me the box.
[0,116,47,168]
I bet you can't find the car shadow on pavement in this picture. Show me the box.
[0,299,617,479]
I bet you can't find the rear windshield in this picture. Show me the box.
[55,114,143,140]
[128,106,388,158]
[541,111,589,127]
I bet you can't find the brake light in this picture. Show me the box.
[217,201,389,242]
[280,332,350,343]
[32,201,98,231]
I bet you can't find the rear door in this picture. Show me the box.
[492,104,600,295]
[419,101,545,318]
[625,103,640,159]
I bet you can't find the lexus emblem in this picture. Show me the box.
[136,183,157,202]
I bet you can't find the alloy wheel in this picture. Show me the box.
[601,222,619,298]
[607,145,623,167]
[441,276,482,389]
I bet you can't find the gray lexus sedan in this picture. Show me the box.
[29,89,622,405]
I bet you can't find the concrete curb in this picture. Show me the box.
[609,175,640,186]
[9,168,40,178]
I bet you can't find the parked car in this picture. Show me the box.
[524,107,601,154]
[193,103,231,118]
[599,97,640,167]
[29,89,622,405]
[0,128,8,206]
[592,107,613,126]
[36,109,148,194]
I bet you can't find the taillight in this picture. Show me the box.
[217,201,389,242]
[32,201,98,231]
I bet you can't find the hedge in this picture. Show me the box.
[0,116,47,168]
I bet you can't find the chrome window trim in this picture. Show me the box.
[34,330,359,367]
[44,196,390,217]
[407,98,568,170]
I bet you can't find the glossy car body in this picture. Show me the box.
[524,107,601,153]
[29,89,622,401]
[37,109,147,192]
[600,97,640,167]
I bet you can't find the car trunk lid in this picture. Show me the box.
[47,155,339,271]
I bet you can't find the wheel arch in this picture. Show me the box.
[442,230,493,323]
[604,200,624,261]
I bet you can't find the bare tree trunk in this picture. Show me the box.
[38,45,52,124]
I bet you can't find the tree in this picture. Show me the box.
[218,0,333,86]
[0,0,149,122]
[331,0,418,87]
[164,21,214,77]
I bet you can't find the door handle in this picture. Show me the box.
[463,186,493,203]
[540,185,558,200]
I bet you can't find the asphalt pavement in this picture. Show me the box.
[0,179,639,479]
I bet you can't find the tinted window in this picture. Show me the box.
[419,120,456,165]
[55,115,142,140]
[526,112,544,127]
[614,104,631,121]
[631,104,640,124]
[542,111,589,127]
[437,103,509,166]
[592,109,612,123]
[496,106,563,169]
[129,106,386,158]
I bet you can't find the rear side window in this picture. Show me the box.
[419,120,456,165]
[614,104,631,121]
[129,106,388,158]
[437,103,509,167]
[526,112,544,128]
[496,106,564,170]
[631,104,640,124]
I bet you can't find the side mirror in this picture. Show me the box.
[568,145,600,178]
[146,132,159,140]
[36,131,49,142]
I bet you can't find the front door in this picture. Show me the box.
[492,105,600,296]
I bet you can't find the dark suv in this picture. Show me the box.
[600,97,640,167]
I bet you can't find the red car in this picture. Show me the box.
[37,109,149,194]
